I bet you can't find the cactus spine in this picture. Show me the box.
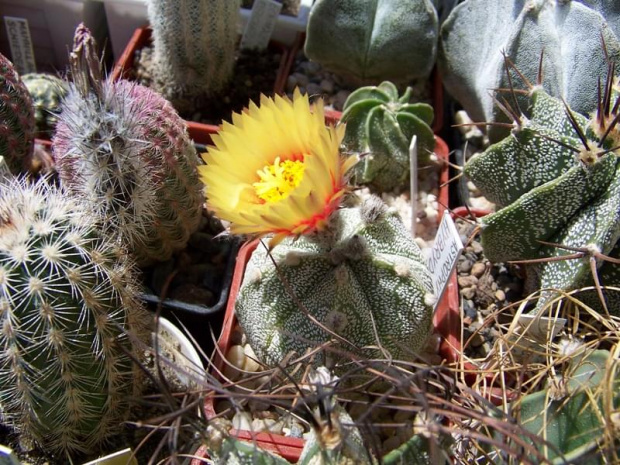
[0,176,150,458]
[22,73,69,139]
[341,81,435,192]
[235,196,435,369]
[305,0,439,86]
[53,25,203,266]
[464,63,620,313]
[146,0,241,100]
[0,52,35,175]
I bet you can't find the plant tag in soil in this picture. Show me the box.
[427,211,464,309]
[3,17,36,74]
[241,0,282,51]
[515,314,566,342]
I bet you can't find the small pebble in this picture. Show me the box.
[471,262,486,278]
[232,411,252,430]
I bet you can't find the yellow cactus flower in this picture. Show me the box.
[199,89,356,245]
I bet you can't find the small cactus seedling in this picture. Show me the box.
[439,0,620,142]
[0,52,35,174]
[341,81,435,192]
[305,0,439,86]
[235,196,435,370]
[146,0,240,101]
[22,73,69,139]
[0,176,151,459]
[464,61,620,313]
[53,25,203,266]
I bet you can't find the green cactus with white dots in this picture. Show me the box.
[235,196,435,370]
[464,65,620,313]
[341,81,435,192]
[22,73,68,139]
[0,176,151,459]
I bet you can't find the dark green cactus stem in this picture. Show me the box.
[341,81,435,192]
[146,0,241,100]
[305,0,439,86]
[0,176,151,459]
[53,25,203,266]
[464,63,620,313]
[235,196,435,370]
[22,73,69,138]
[0,52,35,174]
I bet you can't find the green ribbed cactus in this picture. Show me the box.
[341,81,435,192]
[0,52,35,175]
[235,196,435,369]
[465,65,620,312]
[439,0,620,142]
[53,25,203,266]
[305,0,439,86]
[146,0,240,101]
[0,176,151,459]
[22,73,69,139]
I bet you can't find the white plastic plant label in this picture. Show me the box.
[515,313,567,342]
[427,211,464,309]
[3,17,36,74]
[241,0,282,50]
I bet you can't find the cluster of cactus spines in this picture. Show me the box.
[235,196,435,370]
[305,0,439,86]
[21,73,69,138]
[0,52,35,174]
[515,349,620,463]
[439,0,620,142]
[341,81,435,192]
[0,176,151,459]
[465,60,620,313]
[53,25,203,266]
[146,0,240,100]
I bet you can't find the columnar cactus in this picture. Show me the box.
[0,52,35,174]
[235,196,435,369]
[464,65,620,312]
[0,176,151,459]
[22,73,69,138]
[305,0,439,86]
[146,0,240,100]
[53,25,203,266]
[439,0,620,141]
[341,81,435,192]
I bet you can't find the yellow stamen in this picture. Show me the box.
[253,157,305,203]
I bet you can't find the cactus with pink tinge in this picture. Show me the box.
[0,52,35,174]
[53,25,204,266]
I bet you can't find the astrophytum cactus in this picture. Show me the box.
[53,25,203,265]
[235,196,435,369]
[0,176,150,458]
[464,62,620,313]
[22,73,69,138]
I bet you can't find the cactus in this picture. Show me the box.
[514,349,620,463]
[53,25,203,266]
[145,0,240,101]
[235,196,435,370]
[439,0,620,141]
[0,176,151,459]
[304,0,439,86]
[341,81,435,192]
[464,62,620,313]
[0,52,35,175]
[21,73,69,139]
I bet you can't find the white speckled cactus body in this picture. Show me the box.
[341,81,435,192]
[0,177,150,459]
[53,26,203,266]
[465,69,620,313]
[305,0,439,86]
[22,73,68,138]
[235,197,435,369]
[439,0,620,141]
[146,0,240,100]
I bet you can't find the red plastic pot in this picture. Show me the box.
[111,27,292,146]
[287,33,444,134]
[197,135,455,462]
